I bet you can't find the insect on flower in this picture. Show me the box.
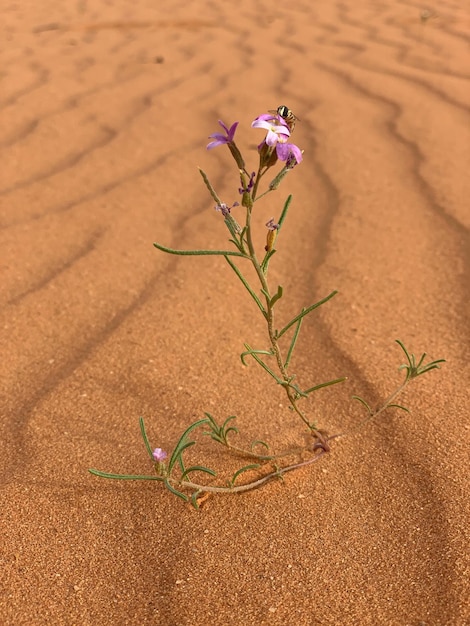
[269,105,300,132]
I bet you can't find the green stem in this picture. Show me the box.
[246,181,327,446]
[175,448,327,494]
[338,376,411,438]
[376,377,410,415]
[224,442,304,461]
[90,447,329,493]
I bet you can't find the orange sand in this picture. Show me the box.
[1,1,469,624]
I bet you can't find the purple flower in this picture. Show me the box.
[266,218,279,231]
[152,448,168,462]
[215,201,239,217]
[207,120,239,149]
[276,141,303,165]
[251,114,290,146]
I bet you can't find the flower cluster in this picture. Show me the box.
[251,113,303,165]
[205,110,303,229]
[206,112,303,167]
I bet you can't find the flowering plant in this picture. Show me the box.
[90,108,444,508]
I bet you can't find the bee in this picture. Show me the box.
[269,105,300,132]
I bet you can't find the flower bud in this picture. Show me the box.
[265,218,279,252]
[228,142,245,170]
[258,142,278,169]
[265,229,277,252]
[269,166,290,190]
[225,215,242,237]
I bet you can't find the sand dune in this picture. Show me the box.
[1,1,469,624]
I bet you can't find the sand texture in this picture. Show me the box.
[1,1,469,624]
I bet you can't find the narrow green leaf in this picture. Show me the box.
[238,227,247,249]
[198,167,222,204]
[352,395,373,415]
[240,351,250,366]
[415,352,427,370]
[278,195,292,228]
[395,339,413,369]
[168,441,196,474]
[250,440,270,452]
[304,377,347,394]
[177,452,186,475]
[167,418,209,473]
[139,417,155,461]
[277,291,338,339]
[181,465,217,480]
[284,315,303,369]
[227,237,244,252]
[230,464,261,486]
[154,242,248,259]
[207,433,225,445]
[203,412,220,436]
[260,249,276,274]
[387,404,410,413]
[222,415,238,430]
[89,469,164,481]
[268,167,290,191]
[224,256,267,317]
[224,216,243,242]
[164,478,189,502]
[241,344,283,383]
[415,361,445,377]
[240,346,273,358]
[224,427,239,439]
[190,491,201,510]
[203,414,238,445]
[269,285,283,308]
[240,346,273,366]
[421,359,446,370]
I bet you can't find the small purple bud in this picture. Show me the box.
[239,171,256,195]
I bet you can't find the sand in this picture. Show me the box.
[1,1,469,624]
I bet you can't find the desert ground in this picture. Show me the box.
[1,1,469,625]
